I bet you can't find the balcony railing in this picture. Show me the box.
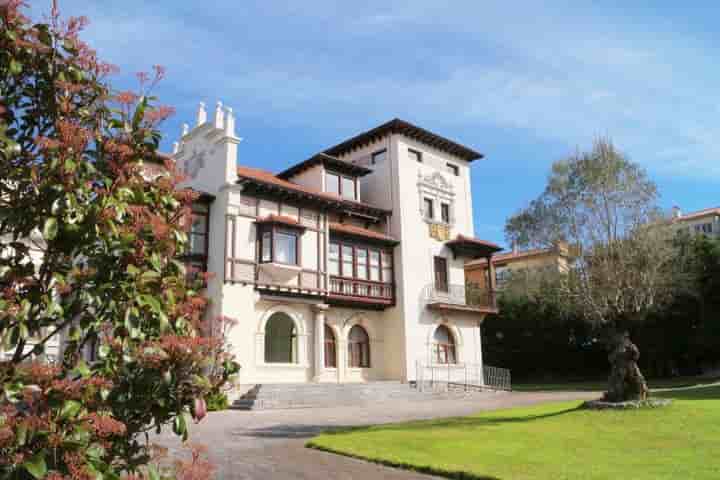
[329,276,393,303]
[422,283,497,310]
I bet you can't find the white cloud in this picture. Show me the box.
[42,0,720,181]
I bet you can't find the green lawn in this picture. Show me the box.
[308,385,720,480]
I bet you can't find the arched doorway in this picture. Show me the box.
[432,325,456,364]
[264,312,297,363]
[324,325,337,368]
[348,325,370,368]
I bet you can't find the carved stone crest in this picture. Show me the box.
[185,147,206,179]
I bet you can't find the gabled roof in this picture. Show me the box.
[277,153,372,180]
[236,166,391,219]
[329,222,398,246]
[323,118,484,162]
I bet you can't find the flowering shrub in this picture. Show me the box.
[0,1,238,478]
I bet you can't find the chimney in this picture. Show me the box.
[671,206,682,219]
[512,240,518,255]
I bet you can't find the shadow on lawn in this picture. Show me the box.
[654,384,720,400]
[315,406,582,437]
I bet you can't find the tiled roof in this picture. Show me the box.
[236,165,391,216]
[277,153,372,180]
[446,235,502,250]
[323,118,483,162]
[445,235,502,259]
[329,222,398,244]
[255,214,305,228]
[466,247,557,268]
[674,207,720,222]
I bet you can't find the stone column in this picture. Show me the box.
[486,255,496,307]
[312,304,329,382]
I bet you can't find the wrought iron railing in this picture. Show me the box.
[422,283,497,309]
[329,276,393,301]
[415,361,511,392]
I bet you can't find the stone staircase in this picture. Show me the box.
[231,381,489,410]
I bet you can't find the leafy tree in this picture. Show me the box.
[0,2,237,478]
[505,138,679,402]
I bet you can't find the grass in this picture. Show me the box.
[512,375,720,392]
[308,384,720,480]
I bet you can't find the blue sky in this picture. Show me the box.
[39,1,719,248]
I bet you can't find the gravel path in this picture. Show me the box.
[156,390,598,479]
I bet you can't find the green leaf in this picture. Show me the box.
[73,359,91,378]
[22,453,47,479]
[86,443,106,460]
[43,217,58,240]
[173,413,188,441]
[147,465,162,480]
[9,59,22,75]
[60,400,82,420]
[15,422,27,446]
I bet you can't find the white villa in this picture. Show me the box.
[170,102,501,388]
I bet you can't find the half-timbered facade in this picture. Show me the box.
[172,102,500,388]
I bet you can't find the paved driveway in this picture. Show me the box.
[156,390,598,479]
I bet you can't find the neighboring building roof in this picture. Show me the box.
[323,118,484,162]
[329,222,398,246]
[466,246,561,269]
[277,153,372,180]
[672,207,720,222]
[236,165,391,218]
[445,235,502,259]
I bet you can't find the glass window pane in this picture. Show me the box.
[262,232,272,262]
[342,245,353,277]
[424,198,434,220]
[191,214,207,234]
[326,173,340,195]
[342,177,355,200]
[441,203,450,223]
[369,251,380,266]
[369,251,380,281]
[356,249,367,280]
[275,232,297,264]
[329,243,339,275]
[189,233,206,255]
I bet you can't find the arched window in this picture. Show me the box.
[433,325,456,364]
[348,325,370,368]
[324,325,336,368]
[264,312,297,363]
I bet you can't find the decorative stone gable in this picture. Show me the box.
[417,171,455,241]
[172,101,242,194]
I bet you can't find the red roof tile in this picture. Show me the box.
[466,247,557,268]
[329,222,398,243]
[446,234,502,250]
[255,214,304,228]
[236,165,391,215]
[674,207,720,222]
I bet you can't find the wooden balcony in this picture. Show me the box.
[328,276,394,309]
[423,283,498,314]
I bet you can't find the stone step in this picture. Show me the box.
[231,381,490,410]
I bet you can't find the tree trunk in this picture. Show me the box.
[605,331,649,402]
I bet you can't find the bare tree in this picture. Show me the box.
[506,138,678,401]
